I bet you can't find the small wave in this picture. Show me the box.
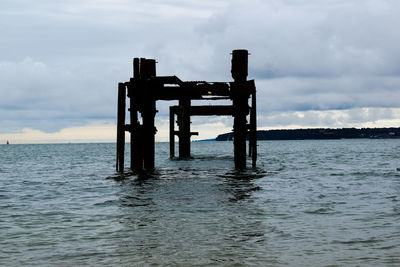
[171,155,233,161]
[93,199,118,207]
[304,207,337,214]
[332,238,381,245]
[220,168,268,180]
[105,174,125,181]
[330,173,345,176]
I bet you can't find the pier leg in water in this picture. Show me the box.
[231,49,250,169]
[178,98,191,158]
[249,89,257,167]
[169,106,175,158]
[130,58,143,171]
[116,83,126,172]
[233,99,248,169]
[142,100,156,169]
[140,58,157,170]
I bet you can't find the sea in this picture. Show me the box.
[1,140,399,266]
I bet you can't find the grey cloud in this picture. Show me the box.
[0,57,118,132]
[256,75,400,113]
[1,0,399,135]
[198,0,400,78]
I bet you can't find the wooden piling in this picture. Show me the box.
[178,99,191,158]
[130,58,143,171]
[141,59,157,169]
[130,103,143,171]
[232,99,248,169]
[143,100,156,169]
[116,83,126,172]
[169,106,175,158]
[249,90,257,167]
[231,49,249,169]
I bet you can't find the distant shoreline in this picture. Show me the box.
[216,127,400,141]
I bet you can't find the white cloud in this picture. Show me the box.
[0,122,116,144]
[258,107,400,129]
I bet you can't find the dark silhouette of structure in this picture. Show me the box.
[216,127,400,141]
[116,49,257,172]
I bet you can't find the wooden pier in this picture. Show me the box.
[116,49,257,172]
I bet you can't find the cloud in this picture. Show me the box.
[256,75,400,112]
[197,0,400,78]
[258,107,400,129]
[0,116,232,143]
[2,107,398,144]
[0,122,116,144]
[0,58,117,132]
[0,0,399,142]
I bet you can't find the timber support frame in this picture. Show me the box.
[116,49,257,172]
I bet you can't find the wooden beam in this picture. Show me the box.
[170,105,234,116]
[189,105,234,116]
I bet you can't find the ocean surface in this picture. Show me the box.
[1,140,399,266]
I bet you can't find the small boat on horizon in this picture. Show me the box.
[6,140,9,145]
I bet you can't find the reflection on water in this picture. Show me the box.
[110,164,274,265]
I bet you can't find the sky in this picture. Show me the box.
[1,0,399,143]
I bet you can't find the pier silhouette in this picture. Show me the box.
[116,49,257,172]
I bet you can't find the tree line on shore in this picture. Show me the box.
[216,127,400,141]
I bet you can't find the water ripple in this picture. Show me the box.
[1,140,400,266]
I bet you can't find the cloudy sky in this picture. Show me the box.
[1,0,399,143]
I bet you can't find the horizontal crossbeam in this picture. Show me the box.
[170,105,234,116]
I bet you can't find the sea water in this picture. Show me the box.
[0,140,399,266]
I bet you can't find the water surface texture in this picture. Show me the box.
[1,140,400,266]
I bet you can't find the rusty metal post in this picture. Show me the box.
[231,49,249,169]
[116,83,126,172]
[178,98,191,158]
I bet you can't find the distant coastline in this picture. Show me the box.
[216,127,400,141]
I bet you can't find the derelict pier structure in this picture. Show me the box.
[116,49,257,172]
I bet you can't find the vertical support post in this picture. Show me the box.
[142,101,156,169]
[141,59,157,170]
[133,58,140,79]
[232,100,248,169]
[130,101,143,171]
[116,83,126,172]
[249,90,257,167]
[169,106,175,158]
[178,98,191,158]
[231,49,249,169]
[130,58,143,171]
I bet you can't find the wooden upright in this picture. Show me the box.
[116,50,257,172]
